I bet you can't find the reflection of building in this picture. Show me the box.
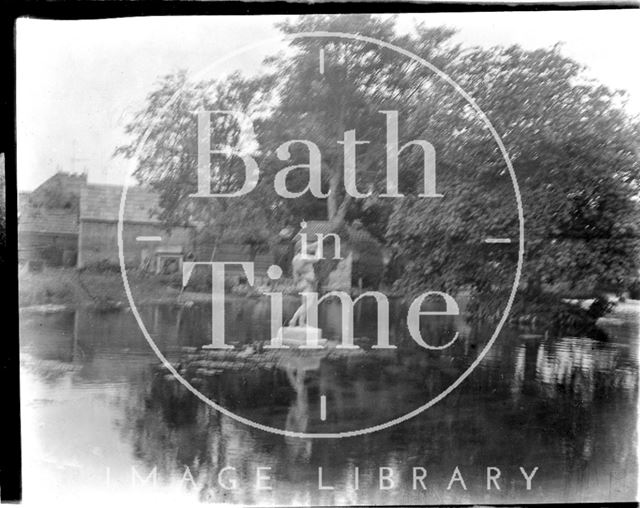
[78,184,193,269]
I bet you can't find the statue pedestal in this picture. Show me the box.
[272,326,327,348]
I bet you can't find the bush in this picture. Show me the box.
[157,271,182,289]
[628,279,640,300]
[180,265,240,293]
[469,288,610,339]
[547,303,608,340]
[78,260,121,273]
[62,250,77,267]
[587,296,614,319]
[41,245,63,267]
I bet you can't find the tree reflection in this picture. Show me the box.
[21,305,637,504]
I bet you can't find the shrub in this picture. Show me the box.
[628,279,640,300]
[78,260,121,273]
[587,296,614,320]
[41,245,63,267]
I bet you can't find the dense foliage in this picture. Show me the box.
[117,15,640,317]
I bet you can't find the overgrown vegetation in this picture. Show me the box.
[115,15,639,330]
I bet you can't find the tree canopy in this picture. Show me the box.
[117,14,639,305]
[387,42,639,302]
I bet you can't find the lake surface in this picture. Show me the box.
[19,297,638,505]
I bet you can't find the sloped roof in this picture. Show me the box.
[300,220,334,236]
[80,184,160,223]
[32,172,86,200]
[18,192,31,208]
[19,208,79,235]
[347,226,379,245]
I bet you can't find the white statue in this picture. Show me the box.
[288,241,319,327]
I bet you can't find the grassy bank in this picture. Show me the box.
[18,266,181,308]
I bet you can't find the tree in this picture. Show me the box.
[116,71,282,260]
[117,15,639,315]
[266,15,461,231]
[28,173,81,210]
[387,42,640,313]
[116,15,463,252]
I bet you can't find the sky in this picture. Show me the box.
[16,11,640,191]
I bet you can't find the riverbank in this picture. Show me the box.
[19,268,638,342]
[18,267,397,309]
[18,266,181,309]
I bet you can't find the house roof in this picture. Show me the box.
[348,226,379,245]
[80,184,160,223]
[39,171,86,188]
[18,192,31,208]
[299,220,334,236]
[32,172,87,199]
[19,208,79,235]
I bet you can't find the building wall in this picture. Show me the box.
[78,220,193,268]
[18,232,78,265]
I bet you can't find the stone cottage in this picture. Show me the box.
[18,208,79,266]
[78,184,194,271]
[18,172,87,266]
[27,172,87,210]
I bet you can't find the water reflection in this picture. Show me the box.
[19,300,638,504]
[535,338,637,402]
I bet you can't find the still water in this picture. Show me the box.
[20,297,638,505]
